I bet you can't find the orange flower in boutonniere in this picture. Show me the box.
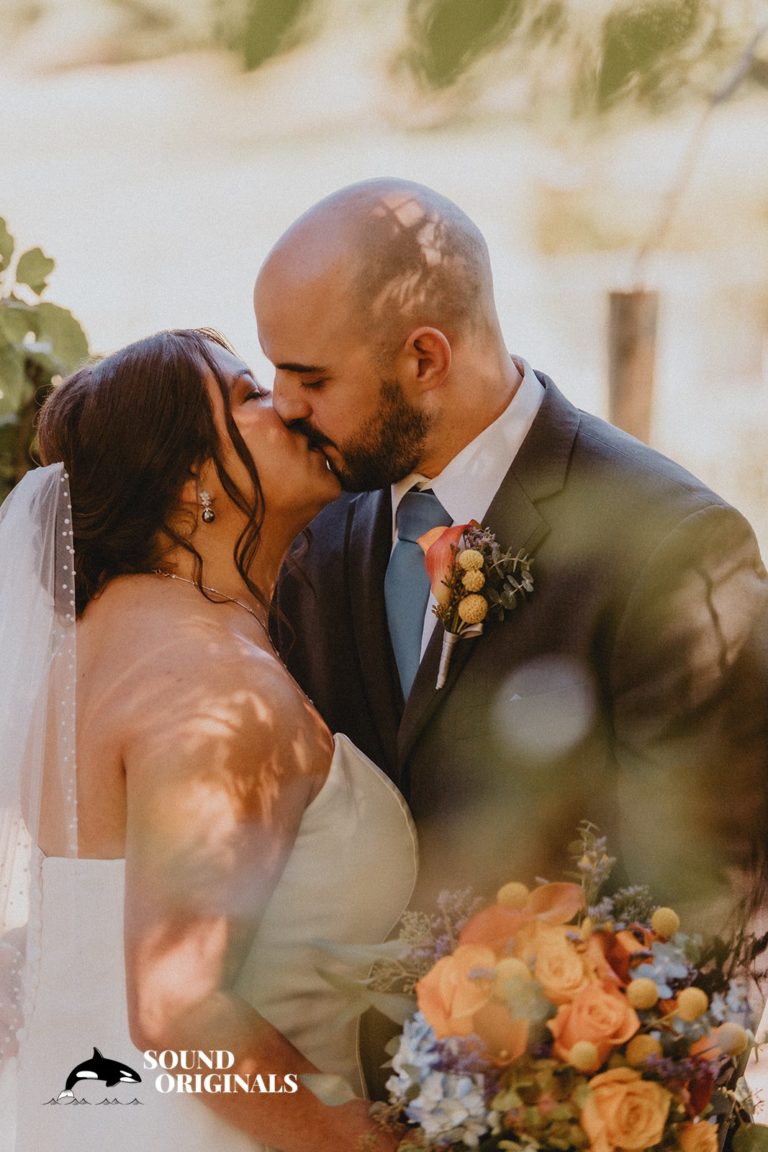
[418,522,534,689]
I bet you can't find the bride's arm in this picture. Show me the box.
[120,644,395,1152]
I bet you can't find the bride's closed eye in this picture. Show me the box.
[233,371,270,402]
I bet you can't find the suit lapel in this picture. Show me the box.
[397,375,581,767]
[346,489,404,776]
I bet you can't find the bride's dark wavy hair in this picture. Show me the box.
[37,328,267,617]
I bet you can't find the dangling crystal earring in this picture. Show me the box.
[199,490,216,524]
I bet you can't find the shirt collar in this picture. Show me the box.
[391,356,544,535]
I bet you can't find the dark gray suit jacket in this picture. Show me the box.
[275,375,768,917]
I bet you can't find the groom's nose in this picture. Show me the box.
[272,374,312,426]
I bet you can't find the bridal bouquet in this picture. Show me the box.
[354,826,767,1152]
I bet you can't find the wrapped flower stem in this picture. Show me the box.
[436,631,460,690]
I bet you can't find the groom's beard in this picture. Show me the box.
[298,378,432,492]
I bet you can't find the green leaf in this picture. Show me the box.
[236,0,315,72]
[31,303,88,373]
[0,219,15,276]
[733,1125,768,1152]
[0,341,26,412]
[596,0,700,111]
[407,0,525,90]
[15,247,56,296]
[0,302,35,345]
[298,1073,357,1106]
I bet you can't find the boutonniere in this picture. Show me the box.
[418,521,534,689]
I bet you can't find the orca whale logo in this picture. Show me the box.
[57,1048,142,1101]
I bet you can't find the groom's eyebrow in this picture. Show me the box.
[276,361,328,374]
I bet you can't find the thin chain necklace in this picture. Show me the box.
[151,569,272,645]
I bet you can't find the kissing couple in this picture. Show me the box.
[2,179,766,1152]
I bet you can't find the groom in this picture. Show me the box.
[257,178,768,921]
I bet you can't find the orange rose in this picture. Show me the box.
[548,982,640,1064]
[514,922,597,1005]
[416,945,495,1039]
[581,1067,671,1152]
[678,1122,719,1152]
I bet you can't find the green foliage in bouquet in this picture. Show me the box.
[0,218,90,503]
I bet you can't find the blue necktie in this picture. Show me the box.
[385,488,451,698]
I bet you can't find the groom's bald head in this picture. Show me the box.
[254,180,513,489]
[256,179,497,359]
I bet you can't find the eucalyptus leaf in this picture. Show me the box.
[0,219,15,275]
[298,1072,357,1107]
[316,966,416,1025]
[15,247,56,296]
[32,303,89,372]
[331,1002,378,1029]
[316,966,375,995]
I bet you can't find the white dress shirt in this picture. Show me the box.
[390,356,545,658]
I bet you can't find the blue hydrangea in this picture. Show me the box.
[710,977,754,1028]
[634,940,692,998]
[407,1071,491,1147]
[386,1012,441,1093]
[386,1013,494,1148]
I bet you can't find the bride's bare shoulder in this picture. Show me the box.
[78,574,300,728]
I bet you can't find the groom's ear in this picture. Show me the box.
[399,327,451,392]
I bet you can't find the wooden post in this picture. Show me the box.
[608,290,658,444]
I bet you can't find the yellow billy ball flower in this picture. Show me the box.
[626,978,660,1010]
[651,907,680,938]
[713,1023,749,1056]
[457,548,484,571]
[568,1041,600,1072]
[461,569,486,592]
[495,957,531,981]
[497,881,530,909]
[458,594,488,624]
[626,1035,663,1066]
[676,987,709,1022]
[492,957,531,999]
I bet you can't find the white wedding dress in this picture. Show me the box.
[9,734,417,1152]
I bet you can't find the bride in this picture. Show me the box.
[0,329,416,1151]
